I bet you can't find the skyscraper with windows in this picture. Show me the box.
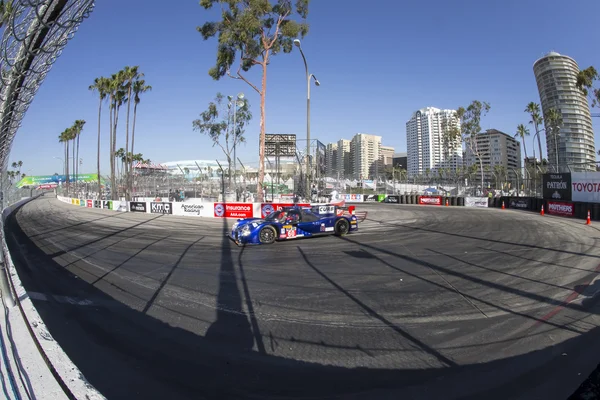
[533,51,595,171]
[350,133,382,179]
[406,107,461,177]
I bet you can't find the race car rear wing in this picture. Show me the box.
[308,204,368,223]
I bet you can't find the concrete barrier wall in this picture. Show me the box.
[1,194,105,399]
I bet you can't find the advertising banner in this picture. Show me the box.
[464,197,488,207]
[16,173,102,189]
[259,203,310,218]
[343,194,363,202]
[80,199,86,207]
[150,202,173,214]
[509,198,529,209]
[86,200,93,208]
[214,203,254,218]
[571,172,600,203]
[364,194,379,202]
[547,201,574,217]
[102,200,112,209]
[419,196,442,206]
[57,196,70,203]
[173,203,206,217]
[93,200,101,208]
[542,173,572,201]
[129,201,147,213]
[384,195,400,203]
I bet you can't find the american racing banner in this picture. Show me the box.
[215,203,253,218]
[129,201,147,213]
[419,196,442,206]
[464,197,488,208]
[547,201,574,217]
[571,172,600,203]
[150,202,172,214]
[260,203,309,218]
[175,203,205,217]
[542,173,571,201]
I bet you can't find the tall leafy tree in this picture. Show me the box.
[198,0,309,202]
[129,78,151,197]
[193,93,252,190]
[441,112,462,169]
[89,76,110,198]
[459,100,491,192]
[0,0,14,29]
[544,108,563,170]
[576,66,600,109]
[108,71,127,199]
[58,128,71,192]
[514,123,530,161]
[525,102,543,167]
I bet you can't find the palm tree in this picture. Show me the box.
[129,78,151,197]
[89,76,110,198]
[108,71,126,199]
[525,102,543,167]
[545,108,563,171]
[71,119,85,186]
[58,129,70,193]
[121,66,141,200]
[515,124,530,161]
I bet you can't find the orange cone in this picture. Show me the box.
[541,205,545,216]
[445,199,449,207]
[586,210,591,225]
[501,201,505,210]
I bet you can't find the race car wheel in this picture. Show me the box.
[259,226,277,244]
[334,218,350,236]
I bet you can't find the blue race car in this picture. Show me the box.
[229,205,359,245]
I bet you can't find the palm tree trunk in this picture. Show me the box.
[130,102,138,199]
[97,98,102,199]
[109,101,115,200]
[124,86,132,201]
[535,122,543,166]
[66,140,70,194]
[113,105,121,200]
[76,134,80,187]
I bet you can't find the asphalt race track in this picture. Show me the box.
[6,196,600,400]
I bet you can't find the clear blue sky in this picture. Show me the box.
[10,0,600,176]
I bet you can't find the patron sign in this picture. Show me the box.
[571,172,600,203]
[547,201,574,217]
[542,173,571,201]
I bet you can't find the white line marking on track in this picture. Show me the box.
[26,291,95,306]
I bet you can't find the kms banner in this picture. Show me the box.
[571,172,600,203]
[542,173,571,201]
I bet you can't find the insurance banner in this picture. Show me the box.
[214,203,254,218]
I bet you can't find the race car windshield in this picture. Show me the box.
[265,210,286,221]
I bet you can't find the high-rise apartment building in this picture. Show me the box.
[465,129,522,183]
[533,51,595,172]
[336,139,351,178]
[326,143,338,177]
[350,133,382,179]
[406,107,462,177]
[380,146,395,167]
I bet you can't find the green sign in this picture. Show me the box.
[377,194,386,202]
[16,173,101,188]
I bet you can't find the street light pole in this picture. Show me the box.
[294,39,320,201]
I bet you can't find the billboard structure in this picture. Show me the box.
[265,134,297,197]
[316,140,326,181]
[16,173,101,189]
